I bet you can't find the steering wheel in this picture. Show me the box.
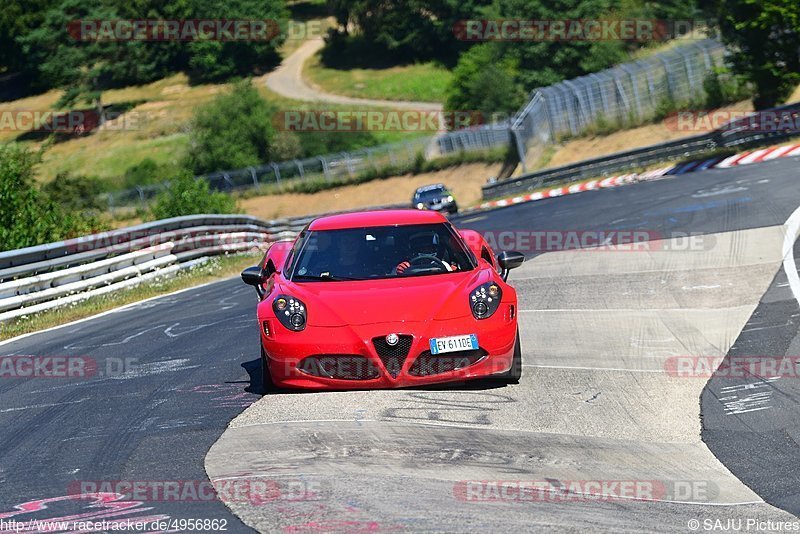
[407,254,450,271]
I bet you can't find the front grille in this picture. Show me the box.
[297,355,380,380]
[372,335,413,378]
[408,349,487,377]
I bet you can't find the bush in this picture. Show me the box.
[185,80,277,175]
[445,43,526,119]
[0,144,104,251]
[41,173,105,212]
[703,66,753,109]
[123,158,182,189]
[149,172,238,220]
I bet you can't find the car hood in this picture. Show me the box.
[274,269,492,326]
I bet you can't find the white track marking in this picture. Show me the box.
[0,277,236,347]
[522,364,666,373]
[0,398,89,413]
[784,204,800,309]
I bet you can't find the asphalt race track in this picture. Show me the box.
[1,156,800,532]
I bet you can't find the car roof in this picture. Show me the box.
[415,184,446,193]
[308,209,448,231]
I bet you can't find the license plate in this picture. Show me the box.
[429,334,479,355]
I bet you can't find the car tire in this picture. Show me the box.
[500,330,522,384]
[450,203,459,214]
[261,345,275,393]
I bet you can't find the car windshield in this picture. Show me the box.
[414,188,447,201]
[288,223,475,281]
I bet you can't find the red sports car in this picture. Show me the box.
[241,209,524,390]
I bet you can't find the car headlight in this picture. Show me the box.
[446,195,454,202]
[273,294,307,331]
[416,202,425,209]
[470,282,502,319]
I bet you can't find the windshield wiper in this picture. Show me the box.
[292,274,362,282]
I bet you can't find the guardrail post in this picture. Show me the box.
[294,159,305,180]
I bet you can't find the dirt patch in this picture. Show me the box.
[239,162,500,220]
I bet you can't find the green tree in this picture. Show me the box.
[184,0,287,82]
[18,0,142,122]
[149,172,237,219]
[713,0,800,108]
[0,144,102,251]
[185,80,277,174]
[324,0,493,65]
[445,43,525,118]
[41,173,105,212]
[0,0,57,75]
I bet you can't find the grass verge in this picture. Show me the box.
[303,55,451,103]
[0,253,259,342]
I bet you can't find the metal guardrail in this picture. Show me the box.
[482,102,800,199]
[0,205,409,322]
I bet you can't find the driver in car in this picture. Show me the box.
[395,233,460,274]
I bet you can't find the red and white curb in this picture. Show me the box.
[473,142,800,212]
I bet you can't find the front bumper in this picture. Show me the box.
[416,200,458,213]
[262,312,516,389]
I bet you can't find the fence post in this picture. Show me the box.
[620,64,643,119]
[680,47,696,92]
[613,75,632,120]
[659,56,674,101]
[405,141,415,162]
[319,156,331,182]
[136,186,146,210]
[249,167,260,192]
[511,127,528,173]
[645,68,657,108]
[270,163,281,186]
[366,148,377,170]
[343,152,355,177]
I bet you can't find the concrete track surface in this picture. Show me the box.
[1,157,799,532]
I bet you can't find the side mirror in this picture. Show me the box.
[496,251,525,281]
[241,266,265,298]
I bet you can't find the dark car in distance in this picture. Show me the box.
[412,184,458,214]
